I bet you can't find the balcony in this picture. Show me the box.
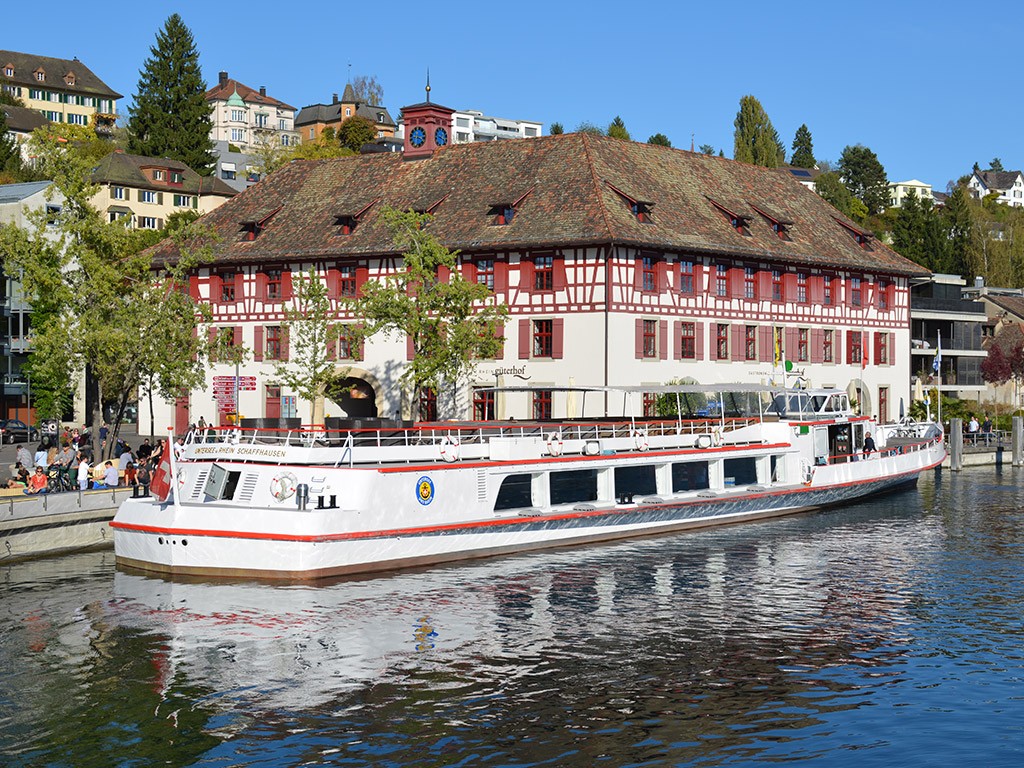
[911,296,987,316]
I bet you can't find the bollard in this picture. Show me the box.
[1014,416,1023,467]
[950,418,963,471]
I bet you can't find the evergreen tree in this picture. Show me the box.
[549,122,564,135]
[607,116,630,141]
[990,157,1005,172]
[127,14,215,174]
[837,144,889,215]
[790,124,815,168]
[647,133,671,147]
[943,186,976,277]
[698,144,715,156]
[733,95,784,167]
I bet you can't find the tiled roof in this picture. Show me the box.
[984,293,1024,322]
[974,170,1023,193]
[0,49,121,98]
[295,101,396,129]
[149,133,929,277]
[91,151,236,197]
[2,104,48,133]
[205,77,296,112]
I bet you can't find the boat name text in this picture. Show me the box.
[191,446,288,458]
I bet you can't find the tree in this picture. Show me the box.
[698,144,715,156]
[838,144,889,215]
[337,116,377,153]
[815,171,860,220]
[573,121,604,135]
[271,269,339,425]
[285,134,354,161]
[127,14,215,175]
[351,75,384,106]
[990,157,1005,172]
[348,208,509,419]
[647,133,672,147]
[733,95,784,167]
[942,186,977,277]
[549,122,564,135]
[0,106,19,177]
[790,124,815,168]
[607,116,631,141]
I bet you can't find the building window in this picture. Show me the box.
[824,275,833,306]
[797,328,809,362]
[153,170,165,181]
[643,392,657,418]
[171,172,183,184]
[138,216,159,230]
[716,323,729,360]
[797,273,807,303]
[419,388,438,421]
[66,113,87,126]
[266,326,282,359]
[230,109,245,122]
[533,319,553,357]
[219,273,236,302]
[45,204,61,226]
[309,127,315,140]
[230,128,245,142]
[643,319,658,358]
[255,113,268,128]
[680,322,696,359]
[222,168,236,180]
[744,266,756,299]
[278,118,287,131]
[108,211,129,223]
[476,259,494,290]
[679,260,694,295]
[337,326,360,360]
[772,269,783,301]
[266,269,283,300]
[642,254,657,292]
[847,330,862,365]
[823,329,834,363]
[473,389,495,421]
[851,277,862,306]
[281,135,290,147]
[345,107,351,117]
[877,333,889,364]
[173,194,193,207]
[140,190,157,204]
[339,265,356,297]
[29,88,42,100]
[533,390,552,420]
[878,279,889,310]
[35,71,44,82]
[745,326,757,360]
[716,264,728,297]
[3,67,11,77]
[534,255,554,291]
[112,186,126,200]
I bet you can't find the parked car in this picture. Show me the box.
[0,419,40,444]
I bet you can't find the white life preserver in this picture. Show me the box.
[546,431,564,457]
[633,429,649,452]
[271,471,298,501]
[712,427,723,447]
[439,435,461,463]
[799,458,814,486]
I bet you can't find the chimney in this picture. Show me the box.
[259,86,266,97]
[332,93,338,104]
[975,276,985,288]
[219,71,228,87]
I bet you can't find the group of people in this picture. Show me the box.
[6,430,166,496]
[966,414,995,445]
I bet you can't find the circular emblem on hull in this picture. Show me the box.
[271,471,298,502]
[417,476,435,506]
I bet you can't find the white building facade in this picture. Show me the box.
[889,179,934,208]
[967,170,1024,207]
[205,72,299,154]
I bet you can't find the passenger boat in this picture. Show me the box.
[111,385,946,580]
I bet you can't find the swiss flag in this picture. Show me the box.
[150,449,173,503]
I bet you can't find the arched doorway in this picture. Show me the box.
[325,376,378,418]
[848,379,872,417]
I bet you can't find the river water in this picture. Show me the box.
[1,466,1023,767]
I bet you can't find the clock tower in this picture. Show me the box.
[401,78,455,160]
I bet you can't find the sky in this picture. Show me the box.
[1,1,1014,191]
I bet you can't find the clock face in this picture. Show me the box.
[409,126,426,148]
[434,127,448,146]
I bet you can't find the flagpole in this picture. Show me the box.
[935,329,942,427]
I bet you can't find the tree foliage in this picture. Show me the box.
[815,171,866,221]
[347,208,509,418]
[127,14,215,175]
[607,116,630,141]
[989,157,1004,172]
[733,95,784,167]
[698,144,716,156]
[790,124,815,168]
[837,144,889,215]
[351,75,384,106]
[549,122,564,135]
[337,116,377,153]
[647,133,671,147]
[573,121,605,135]
[0,106,19,180]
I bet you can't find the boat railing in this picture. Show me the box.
[823,433,943,466]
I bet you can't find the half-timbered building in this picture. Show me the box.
[149,99,928,432]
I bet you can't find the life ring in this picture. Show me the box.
[439,435,461,463]
[712,427,723,447]
[271,471,298,501]
[633,429,649,452]
[546,431,564,457]
[799,458,814,486]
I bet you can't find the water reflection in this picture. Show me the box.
[2,470,1024,766]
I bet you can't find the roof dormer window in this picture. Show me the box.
[34,69,45,82]
[3,66,13,78]
[833,217,874,251]
[708,198,751,235]
[333,198,378,236]
[606,181,654,223]
[64,72,76,86]
[488,189,532,226]
[749,203,794,241]
[239,206,282,242]
[153,169,165,181]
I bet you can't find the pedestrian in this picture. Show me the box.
[23,466,49,495]
[982,414,993,446]
[136,460,151,497]
[99,423,108,449]
[119,444,134,471]
[57,443,75,490]
[137,438,153,462]
[6,462,29,489]
[968,415,980,444]
[863,431,876,458]
[33,443,48,471]
[173,437,185,460]
[16,444,33,470]
[124,461,137,488]
[77,455,91,491]
[97,461,119,489]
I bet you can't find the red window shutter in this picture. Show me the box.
[863,281,874,307]
[658,260,670,292]
[731,325,744,360]
[254,326,264,361]
[234,272,245,301]
[729,267,744,299]
[256,272,268,301]
[670,261,681,292]
[659,320,668,359]
[326,268,341,298]
[786,328,799,360]
[874,332,882,365]
[759,326,773,362]
[207,326,218,346]
[407,334,415,360]
[437,265,451,283]
[758,269,772,299]
[494,322,506,359]
[783,273,798,302]
[552,318,564,359]
[281,271,293,300]
[356,266,369,296]
[810,329,824,363]
[553,256,567,291]
[281,328,290,361]
[357,326,366,361]
[519,260,534,294]
[233,326,242,347]
[494,261,509,293]
[889,332,896,365]
[326,328,337,360]
[189,275,200,300]
[673,320,682,359]
[693,263,705,294]
[634,258,644,291]
[846,278,856,308]
[460,261,476,282]
[210,274,223,302]
[635,318,645,359]
[862,332,870,366]
[810,275,824,304]
[695,321,705,360]
[518,318,531,359]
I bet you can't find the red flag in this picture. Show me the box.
[150,448,173,502]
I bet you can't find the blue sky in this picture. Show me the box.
[1,2,1011,190]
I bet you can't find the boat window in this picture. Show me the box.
[723,457,757,487]
[672,461,709,492]
[495,474,533,511]
[614,465,657,498]
[550,469,598,505]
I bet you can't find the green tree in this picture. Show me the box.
[733,95,784,167]
[944,186,979,277]
[815,171,858,219]
[838,144,889,215]
[647,133,672,147]
[127,14,215,174]
[698,144,716,156]
[286,134,354,161]
[348,208,509,419]
[351,74,384,106]
[337,116,377,153]
[790,124,815,168]
[0,106,19,178]
[271,269,340,425]
[607,116,630,141]
[573,121,605,135]
[990,157,1005,172]
[549,122,564,135]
